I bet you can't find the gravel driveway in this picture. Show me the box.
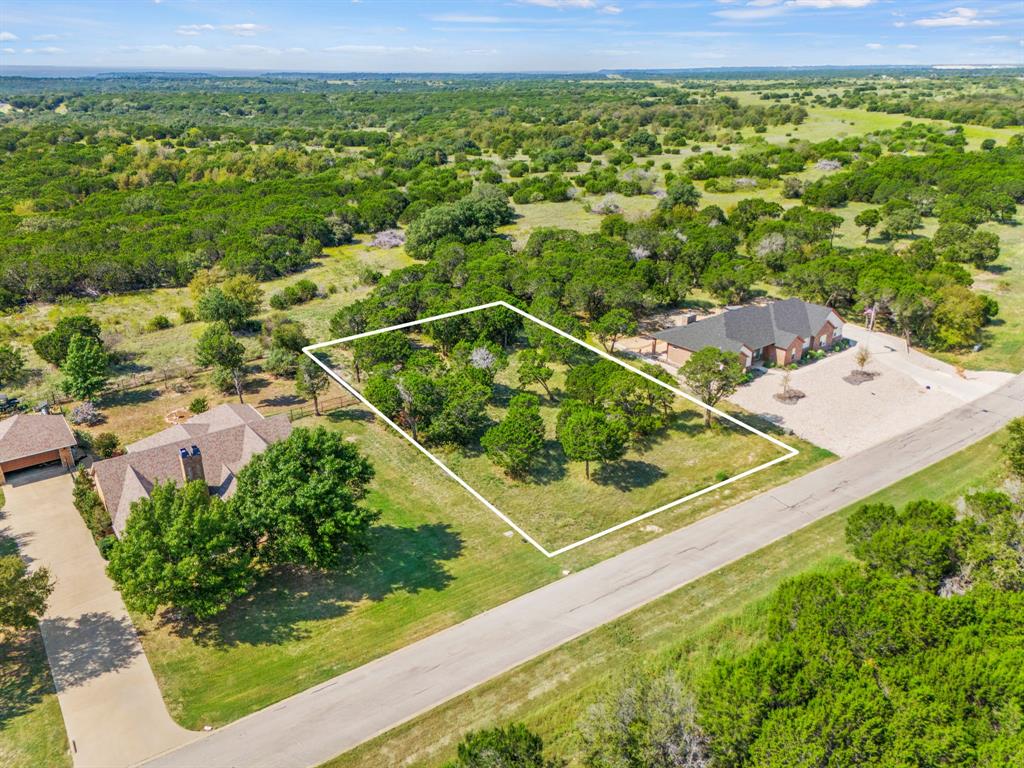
[727,325,1015,456]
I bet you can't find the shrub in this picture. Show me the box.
[178,307,197,324]
[188,396,208,414]
[70,401,102,426]
[92,432,121,459]
[98,535,117,560]
[269,279,319,310]
[358,267,383,286]
[145,315,172,332]
[72,468,112,541]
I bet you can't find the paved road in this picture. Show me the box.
[141,374,1024,768]
[1,466,197,768]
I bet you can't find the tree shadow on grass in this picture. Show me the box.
[525,439,568,485]
[0,631,54,729]
[592,459,667,491]
[99,386,160,409]
[41,612,142,691]
[327,407,377,425]
[170,523,463,648]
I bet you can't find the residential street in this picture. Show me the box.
[1,466,197,768]
[140,373,1024,768]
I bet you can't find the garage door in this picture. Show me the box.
[1,449,61,474]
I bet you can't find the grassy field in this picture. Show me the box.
[0,238,411,404]
[328,326,802,553]
[323,425,1010,768]
[0,534,72,768]
[136,387,826,729]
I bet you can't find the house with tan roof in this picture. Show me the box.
[0,413,77,482]
[92,403,292,537]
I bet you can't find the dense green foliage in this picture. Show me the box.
[0,556,52,636]
[107,427,378,618]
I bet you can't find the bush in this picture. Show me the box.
[188,396,208,414]
[98,535,117,560]
[358,267,383,286]
[92,432,121,459]
[269,279,319,310]
[145,315,172,332]
[72,468,112,540]
[266,346,299,378]
[178,307,197,324]
[70,401,102,426]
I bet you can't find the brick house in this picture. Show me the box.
[649,299,843,370]
[0,414,77,483]
[92,403,292,537]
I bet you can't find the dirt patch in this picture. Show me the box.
[773,389,806,404]
[164,408,191,424]
[843,369,879,385]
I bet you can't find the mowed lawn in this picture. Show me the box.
[0,533,71,768]
[323,425,1011,768]
[327,329,814,554]
[136,387,826,730]
[439,360,796,553]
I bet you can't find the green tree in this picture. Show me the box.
[516,349,555,400]
[660,179,701,211]
[481,393,546,477]
[231,426,378,569]
[105,481,252,619]
[295,355,330,416]
[350,332,412,383]
[195,322,247,403]
[846,500,958,592]
[701,255,763,305]
[592,308,638,353]
[854,208,881,240]
[557,405,628,480]
[932,284,986,350]
[881,207,922,240]
[0,556,52,636]
[0,343,26,388]
[1004,417,1024,480]
[426,369,492,446]
[446,723,562,768]
[33,315,102,367]
[60,333,109,402]
[680,348,746,426]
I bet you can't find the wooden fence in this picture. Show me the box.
[270,394,361,422]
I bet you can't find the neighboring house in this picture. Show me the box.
[649,298,843,369]
[0,414,77,483]
[92,403,292,537]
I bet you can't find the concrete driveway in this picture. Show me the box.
[727,325,1014,456]
[1,465,196,768]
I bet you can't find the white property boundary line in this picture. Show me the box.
[304,300,799,557]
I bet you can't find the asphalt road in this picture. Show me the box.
[141,373,1024,768]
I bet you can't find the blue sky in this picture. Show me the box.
[1,1,1021,72]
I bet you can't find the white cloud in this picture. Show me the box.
[177,24,214,36]
[913,7,994,28]
[0,31,18,41]
[715,0,873,20]
[521,0,597,7]
[431,14,506,23]
[22,46,64,54]
[221,23,268,36]
[325,44,433,54]
[897,43,918,49]
[176,22,267,37]
[2,47,15,54]
[865,42,882,49]
[31,33,60,41]
[600,4,623,13]
[230,44,280,55]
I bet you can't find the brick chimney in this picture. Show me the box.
[179,445,205,484]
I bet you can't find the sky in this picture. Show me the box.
[0,1,1021,73]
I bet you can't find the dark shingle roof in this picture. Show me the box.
[652,299,839,356]
[0,414,76,463]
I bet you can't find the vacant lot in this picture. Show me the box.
[325,310,797,553]
[325,425,1010,768]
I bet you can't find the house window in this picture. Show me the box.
[820,334,828,346]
